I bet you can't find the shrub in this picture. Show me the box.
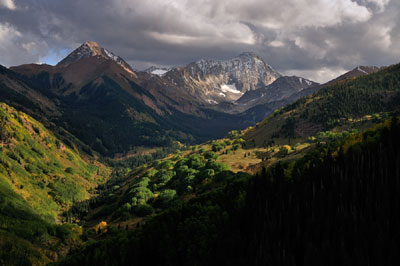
[199,148,207,153]
[212,142,224,152]
[134,204,154,217]
[25,164,40,174]
[155,170,175,186]
[232,144,241,151]
[65,167,74,174]
[158,189,177,206]
[158,160,174,170]
[152,160,161,168]
[172,155,182,161]
[204,151,218,160]
[129,186,153,203]
[186,154,205,169]
[147,169,158,177]
[227,130,240,139]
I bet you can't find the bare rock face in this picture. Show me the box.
[57,41,135,74]
[237,76,318,106]
[163,52,281,104]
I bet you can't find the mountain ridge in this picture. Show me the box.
[57,41,135,75]
[2,43,261,156]
[244,62,400,146]
[163,52,281,104]
[1,41,390,157]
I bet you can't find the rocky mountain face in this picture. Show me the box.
[163,52,281,104]
[57,41,135,75]
[236,76,318,106]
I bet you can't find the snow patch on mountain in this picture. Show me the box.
[220,84,243,94]
[207,99,219,105]
[152,69,169,76]
[145,66,171,76]
[103,48,119,61]
[298,77,313,86]
[103,48,135,75]
[357,66,368,74]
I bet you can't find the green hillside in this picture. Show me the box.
[0,103,109,220]
[67,139,251,230]
[0,103,110,265]
[244,63,400,146]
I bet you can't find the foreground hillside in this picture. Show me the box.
[55,117,400,266]
[0,103,110,265]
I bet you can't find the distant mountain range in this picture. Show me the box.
[0,41,383,156]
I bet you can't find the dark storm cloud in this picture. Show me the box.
[0,0,398,82]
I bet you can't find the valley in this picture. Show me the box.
[0,41,399,265]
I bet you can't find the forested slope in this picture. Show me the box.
[245,62,400,145]
[56,118,400,266]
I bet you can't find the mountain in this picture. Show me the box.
[0,41,385,157]
[163,52,281,104]
[234,66,379,113]
[1,42,260,156]
[221,65,381,119]
[284,65,381,105]
[236,75,318,106]
[57,41,135,75]
[244,63,400,146]
[322,65,380,88]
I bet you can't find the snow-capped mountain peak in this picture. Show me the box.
[163,52,281,104]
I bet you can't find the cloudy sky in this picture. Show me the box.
[0,0,399,82]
